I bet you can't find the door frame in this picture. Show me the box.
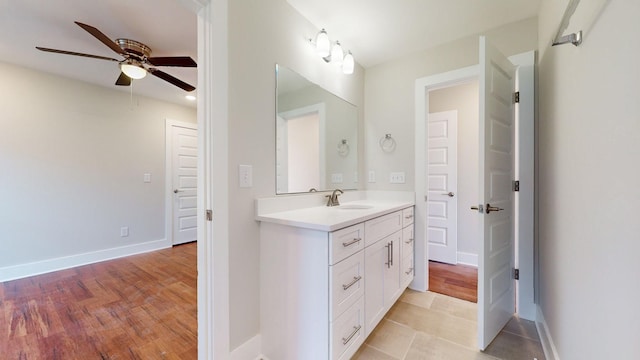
[413,51,535,320]
[165,119,198,245]
[277,103,327,192]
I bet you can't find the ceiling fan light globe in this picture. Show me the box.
[120,63,147,79]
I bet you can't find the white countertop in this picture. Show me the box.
[255,200,414,232]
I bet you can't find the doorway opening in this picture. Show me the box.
[425,80,479,302]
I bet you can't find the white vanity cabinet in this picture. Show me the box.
[259,204,414,360]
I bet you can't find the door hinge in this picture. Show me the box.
[206,210,213,221]
[513,180,520,192]
[513,91,520,103]
[513,268,520,280]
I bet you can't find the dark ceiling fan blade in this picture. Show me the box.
[74,21,125,55]
[147,56,197,67]
[36,47,120,62]
[149,68,196,92]
[115,72,132,86]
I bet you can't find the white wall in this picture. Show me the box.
[428,81,480,260]
[364,17,537,191]
[227,0,365,350]
[0,61,196,276]
[537,1,640,358]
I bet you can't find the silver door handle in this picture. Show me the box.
[442,192,455,197]
[486,203,504,214]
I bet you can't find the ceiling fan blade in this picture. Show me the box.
[74,21,125,55]
[147,56,197,67]
[115,72,132,86]
[36,47,120,62]
[149,68,196,92]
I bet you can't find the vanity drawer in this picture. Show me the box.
[402,225,414,258]
[402,207,415,227]
[329,223,365,265]
[364,211,402,247]
[330,251,365,321]
[401,252,414,288]
[330,295,365,360]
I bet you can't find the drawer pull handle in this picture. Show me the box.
[405,267,414,275]
[405,238,414,244]
[342,325,362,345]
[342,276,362,290]
[404,215,413,219]
[342,238,361,247]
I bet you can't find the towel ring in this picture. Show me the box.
[379,134,396,153]
[337,139,350,156]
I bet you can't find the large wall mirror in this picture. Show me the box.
[276,64,358,194]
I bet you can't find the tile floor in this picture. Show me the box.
[353,290,545,360]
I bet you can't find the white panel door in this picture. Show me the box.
[427,110,458,264]
[477,37,515,350]
[172,125,198,245]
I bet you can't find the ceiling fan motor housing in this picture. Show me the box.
[117,38,151,60]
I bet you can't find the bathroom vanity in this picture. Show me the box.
[256,194,415,360]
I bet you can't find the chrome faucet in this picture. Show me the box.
[325,189,344,207]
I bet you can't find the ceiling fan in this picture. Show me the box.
[36,21,196,92]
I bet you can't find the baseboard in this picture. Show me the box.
[456,251,478,267]
[0,238,171,282]
[536,305,560,360]
[230,334,266,360]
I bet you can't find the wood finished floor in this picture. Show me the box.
[429,261,478,303]
[0,242,197,360]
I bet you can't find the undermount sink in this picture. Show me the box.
[336,204,374,210]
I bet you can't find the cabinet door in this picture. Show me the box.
[383,231,402,306]
[364,238,387,336]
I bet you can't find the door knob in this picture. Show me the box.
[486,203,504,214]
[442,192,455,197]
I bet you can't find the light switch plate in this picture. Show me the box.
[239,165,253,188]
[143,173,151,183]
[331,173,343,184]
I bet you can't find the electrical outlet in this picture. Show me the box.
[120,227,129,237]
[390,172,406,184]
[143,173,151,183]
[368,170,376,183]
[331,173,343,183]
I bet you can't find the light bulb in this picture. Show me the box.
[342,51,354,74]
[330,41,344,66]
[315,29,330,58]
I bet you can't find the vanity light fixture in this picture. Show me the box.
[310,29,355,75]
[330,41,344,67]
[315,29,331,57]
[342,51,354,75]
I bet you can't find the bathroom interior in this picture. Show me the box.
[2,0,629,359]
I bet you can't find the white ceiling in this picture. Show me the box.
[287,0,541,68]
[0,1,541,106]
[0,0,197,107]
